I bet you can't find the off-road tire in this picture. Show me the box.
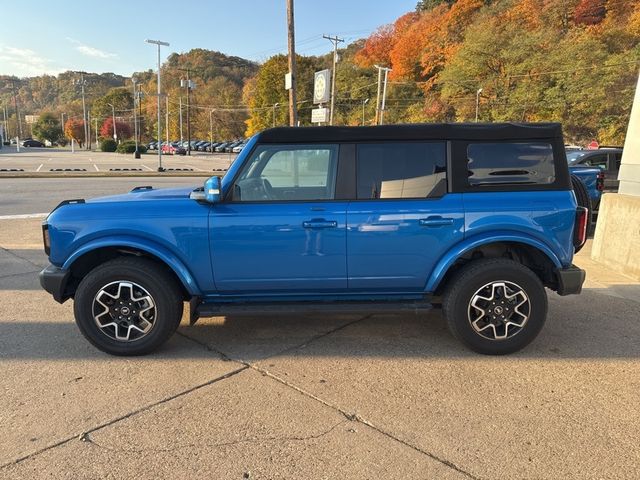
[74,257,183,356]
[442,258,547,355]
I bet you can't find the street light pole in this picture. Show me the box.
[107,103,117,141]
[362,98,369,126]
[132,77,140,158]
[272,102,280,127]
[475,88,483,123]
[146,39,170,172]
[380,66,392,125]
[73,75,89,149]
[209,109,214,152]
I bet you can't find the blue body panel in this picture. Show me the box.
[569,165,601,205]
[346,195,464,291]
[209,202,349,293]
[47,189,210,295]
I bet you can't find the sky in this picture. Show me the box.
[0,0,416,78]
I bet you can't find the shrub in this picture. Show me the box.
[116,141,147,154]
[100,138,117,152]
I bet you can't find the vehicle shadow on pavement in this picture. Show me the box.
[1,286,638,360]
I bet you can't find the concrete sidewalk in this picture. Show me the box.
[1,221,638,479]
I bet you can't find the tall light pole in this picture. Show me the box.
[362,98,369,126]
[146,39,170,172]
[376,65,392,125]
[323,34,344,125]
[272,102,280,127]
[107,103,117,141]
[179,96,183,143]
[475,88,483,123]
[132,77,140,158]
[179,73,195,155]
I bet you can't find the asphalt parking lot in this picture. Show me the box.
[0,146,234,174]
[1,180,639,479]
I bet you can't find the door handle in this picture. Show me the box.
[419,217,454,227]
[303,219,338,229]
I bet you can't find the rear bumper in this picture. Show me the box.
[39,264,71,303]
[555,265,586,296]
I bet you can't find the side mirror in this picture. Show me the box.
[204,176,222,203]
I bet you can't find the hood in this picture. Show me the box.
[86,186,198,204]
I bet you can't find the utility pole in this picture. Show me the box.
[73,74,89,149]
[179,96,183,143]
[179,68,195,155]
[94,117,98,150]
[145,39,170,172]
[137,83,143,145]
[60,112,65,144]
[286,0,298,126]
[374,65,392,125]
[323,34,344,125]
[4,106,9,138]
[10,79,23,138]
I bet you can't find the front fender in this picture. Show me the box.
[424,232,562,293]
[62,235,201,296]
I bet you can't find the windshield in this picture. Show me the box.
[566,151,586,163]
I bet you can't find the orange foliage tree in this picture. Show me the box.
[64,118,85,147]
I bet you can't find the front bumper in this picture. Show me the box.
[39,264,71,303]
[555,265,586,296]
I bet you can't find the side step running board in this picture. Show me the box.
[190,300,433,324]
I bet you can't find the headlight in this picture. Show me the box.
[42,225,50,256]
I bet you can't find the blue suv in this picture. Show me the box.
[40,123,587,356]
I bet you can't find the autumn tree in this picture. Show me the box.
[100,117,131,140]
[64,118,85,147]
[574,0,606,25]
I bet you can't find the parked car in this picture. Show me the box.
[161,143,186,155]
[40,123,587,356]
[214,142,230,153]
[232,143,246,153]
[207,142,221,152]
[567,147,622,191]
[22,139,45,147]
[197,142,210,152]
[147,142,157,151]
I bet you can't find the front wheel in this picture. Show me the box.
[442,258,547,355]
[74,257,183,356]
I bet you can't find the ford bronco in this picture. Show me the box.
[40,123,587,356]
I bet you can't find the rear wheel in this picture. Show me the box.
[442,258,547,355]
[571,175,592,252]
[74,257,183,356]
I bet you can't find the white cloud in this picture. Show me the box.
[66,37,118,60]
[0,45,66,76]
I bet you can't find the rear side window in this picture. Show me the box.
[356,142,446,199]
[467,142,555,186]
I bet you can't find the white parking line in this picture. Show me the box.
[93,164,99,171]
[0,213,49,220]
[141,164,153,171]
[36,164,44,172]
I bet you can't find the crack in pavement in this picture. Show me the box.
[176,313,373,364]
[0,269,41,280]
[0,366,248,470]
[177,314,481,479]
[77,419,349,454]
[0,246,44,270]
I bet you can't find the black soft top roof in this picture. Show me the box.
[257,122,563,143]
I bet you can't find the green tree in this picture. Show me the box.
[32,111,61,142]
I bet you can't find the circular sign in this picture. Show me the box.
[314,74,327,103]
